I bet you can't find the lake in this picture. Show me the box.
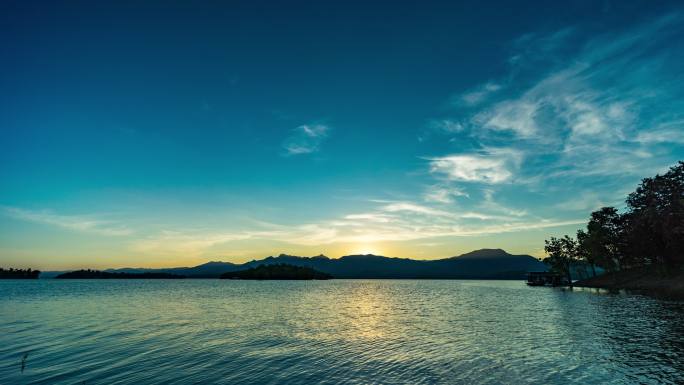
[1,280,683,384]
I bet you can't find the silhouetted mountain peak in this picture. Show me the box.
[339,254,388,260]
[270,253,328,260]
[197,261,236,267]
[453,248,513,259]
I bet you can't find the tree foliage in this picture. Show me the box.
[576,207,623,274]
[544,235,578,284]
[624,161,684,268]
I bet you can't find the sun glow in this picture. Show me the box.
[350,245,383,256]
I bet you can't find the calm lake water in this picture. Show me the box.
[1,280,683,385]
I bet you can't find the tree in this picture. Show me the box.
[544,235,579,285]
[577,207,624,274]
[576,230,595,277]
[625,161,684,271]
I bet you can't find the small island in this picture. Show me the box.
[0,268,41,279]
[55,269,186,279]
[220,263,332,280]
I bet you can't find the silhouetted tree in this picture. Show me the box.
[577,207,623,274]
[624,161,684,271]
[544,235,578,285]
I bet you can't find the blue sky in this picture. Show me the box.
[1,1,683,269]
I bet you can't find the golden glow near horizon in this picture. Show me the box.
[348,244,384,256]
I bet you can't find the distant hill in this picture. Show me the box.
[102,261,238,278]
[220,263,332,280]
[55,269,185,279]
[84,248,546,279]
[437,248,548,278]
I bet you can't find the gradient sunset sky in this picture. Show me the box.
[2,1,684,269]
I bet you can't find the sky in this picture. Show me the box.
[1,1,684,269]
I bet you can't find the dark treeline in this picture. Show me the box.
[220,263,332,280]
[56,269,185,279]
[0,268,41,279]
[545,161,684,283]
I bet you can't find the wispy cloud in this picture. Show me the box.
[380,202,456,217]
[282,123,330,155]
[427,148,523,184]
[427,119,464,134]
[1,206,132,236]
[423,185,468,204]
[457,82,502,106]
[479,189,527,217]
[474,98,540,138]
[344,213,395,223]
[553,191,614,212]
[634,120,684,144]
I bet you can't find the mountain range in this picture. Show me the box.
[71,248,546,279]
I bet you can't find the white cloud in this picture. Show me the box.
[2,206,132,236]
[423,186,468,203]
[428,119,464,133]
[634,121,684,144]
[429,155,509,183]
[282,124,330,155]
[284,144,317,155]
[475,99,540,138]
[344,213,395,223]
[300,124,328,137]
[428,148,522,184]
[479,189,528,217]
[381,202,456,218]
[458,82,502,106]
[553,191,613,212]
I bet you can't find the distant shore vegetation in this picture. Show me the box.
[55,269,186,279]
[544,161,684,289]
[220,263,332,280]
[0,268,40,279]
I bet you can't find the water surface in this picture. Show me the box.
[1,280,682,384]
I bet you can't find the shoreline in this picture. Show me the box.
[573,266,684,300]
